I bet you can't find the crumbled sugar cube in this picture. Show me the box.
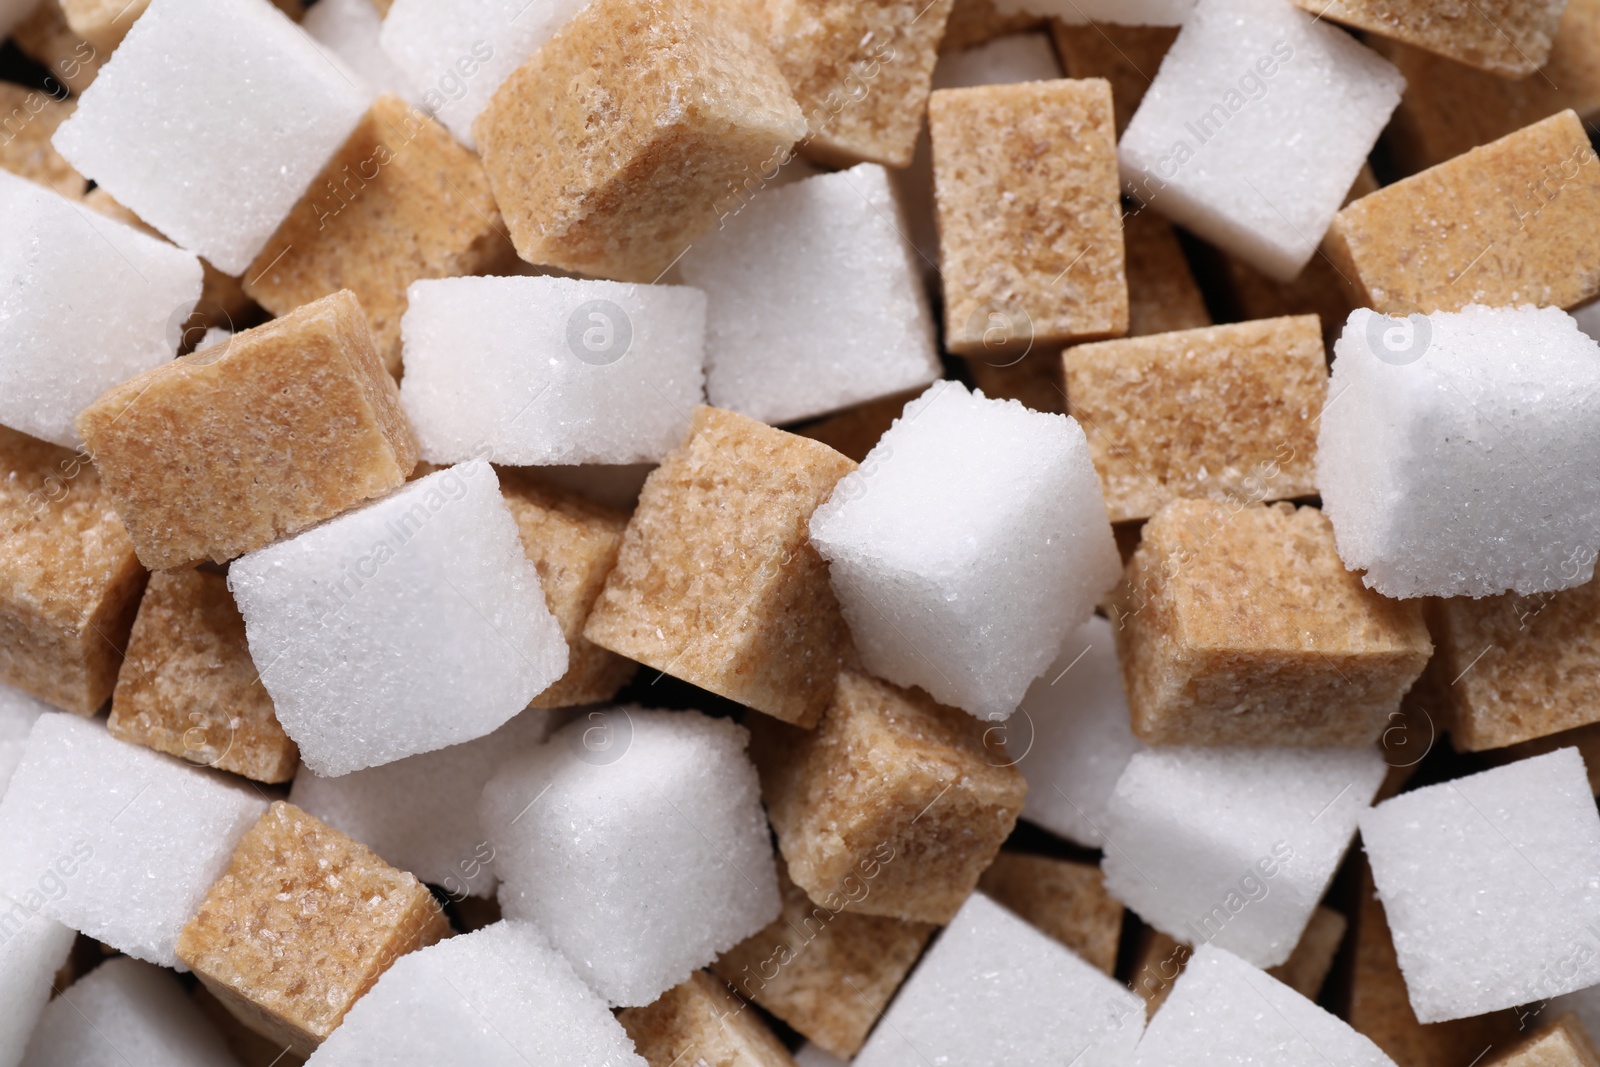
[0,84,85,196]
[977,852,1123,975]
[0,425,144,716]
[244,96,507,376]
[1317,305,1600,599]
[1065,315,1325,523]
[749,671,1026,925]
[1360,747,1600,1021]
[481,709,780,1006]
[1327,111,1600,313]
[1119,0,1403,282]
[1101,744,1386,968]
[0,169,200,448]
[710,857,936,1058]
[51,0,367,274]
[0,683,52,794]
[229,460,568,776]
[108,569,298,784]
[1292,0,1565,78]
[1268,905,1348,1003]
[306,920,646,1066]
[584,406,854,727]
[621,971,799,1067]
[853,892,1145,1067]
[810,381,1120,720]
[1110,501,1433,745]
[22,957,241,1067]
[0,897,74,1067]
[12,2,105,96]
[1051,24,1178,134]
[930,79,1127,357]
[397,275,706,464]
[303,0,423,107]
[176,802,449,1055]
[472,0,806,282]
[0,714,267,967]
[677,163,939,426]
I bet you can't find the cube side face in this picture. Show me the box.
[621,972,796,1067]
[1121,210,1212,336]
[1051,24,1178,136]
[1292,0,1562,77]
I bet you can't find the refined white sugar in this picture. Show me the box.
[1131,944,1396,1067]
[1016,616,1143,849]
[379,0,590,150]
[795,1046,850,1067]
[480,708,780,1006]
[304,0,426,106]
[51,0,368,274]
[853,892,1145,1067]
[1359,747,1600,1022]
[398,276,707,465]
[0,683,53,798]
[1101,745,1385,969]
[0,170,200,448]
[1317,305,1600,599]
[289,707,553,895]
[20,957,240,1067]
[809,381,1120,721]
[993,0,1192,23]
[230,460,567,777]
[678,163,941,426]
[0,897,74,1067]
[932,32,1063,90]
[307,921,644,1067]
[0,714,266,968]
[1118,0,1403,281]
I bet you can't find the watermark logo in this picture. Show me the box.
[569,707,634,766]
[965,300,1034,367]
[567,300,632,367]
[180,712,236,770]
[982,708,1033,768]
[1366,311,1431,366]
[166,298,234,357]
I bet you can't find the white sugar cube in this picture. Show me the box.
[379,0,590,150]
[52,0,368,274]
[304,0,425,106]
[21,957,240,1067]
[1016,617,1143,849]
[0,683,54,797]
[307,921,644,1067]
[993,0,1193,23]
[1359,747,1600,1021]
[0,898,74,1067]
[1317,305,1600,599]
[1101,745,1385,968]
[289,707,553,896]
[480,708,780,1006]
[398,276,706,465]
[853,892,1145,1067]
[678,163,940,426]
[230,461,567,777]
[1119,0,1403,281]
[0,170,200,448]
[1131,944,1397,1067]
[809,381,1121,720]
[0,714,266,968]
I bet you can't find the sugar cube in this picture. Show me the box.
[303,0,422,107]
[795,1046,849,1067]
[1051,24,1179,134]
[1293,0,1565,77]
[621,971,799,1067]
[0,897,74,1067]
[0,682,52,794]
[230,460,568,776]
[1122,209,1213,335]
[977,851,1123,974]
[1548,995,1600,1059]
[1485,1015,1600,1067]
[997,0,1191,22]
[0,83,85,196]
[1268,905,1348,1003]
[397,276,706,464]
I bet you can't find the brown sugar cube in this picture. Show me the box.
[76,290,419,570]
[976,851,1122,974]
[1128,928,1192,1015]
[244,95,509,376]
[1325,110,1600,315]
[941,0,1043,52]
[621,971,799,1067]
[1124,209,1212,338]
[749,670,1026,924]
[584,406,854,728]
[498,468,637,708]
[1109,500,1433,746]
[108,568,297,783]
[473,0,806,283]
[176,801,449,1056]
[1051,23,1179,135]
[13,0,105,96]
[1487,1015,1600,1067]
[1064,315,1326,523]
[1290,0,1564,78]
[966,353,1067,416]
[930,79,1128,357]
[712,858,934,1057]
[192,984,308,1067]
[0,424,144,714]
[0,84,85,197]
[793,388,920,463]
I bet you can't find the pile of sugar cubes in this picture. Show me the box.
[9,0,1600,1060]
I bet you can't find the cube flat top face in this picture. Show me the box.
[26,957,239,1067]
[1360,747,1600,1021]
[1292,0,1562,76]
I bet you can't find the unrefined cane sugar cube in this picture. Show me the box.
[51,0,367,275]
[621,971,799,1067]
[1317,305,1600,599]
[0,682,53,793]
[853,892,1145,1067]
[678,164,940,426]
[810,381,1120,720]
[1483,1014,1600,1067]
[0,84,86,197]
[1119,0,1404,282]
[1360,747,1600,1021]
[0,897,74,1067]
[1550,991,1600,1055]
[1292,0,1566,78]
[1052,25,1180,134]
[306,920,646,1067]
[398,276,707,465]
[472,0,806,282]
[1267,905,1348,1002]
[481,709,781,1006]
[230,461,568,776]
[977,852,1123,975]
[1101,744,1386,968]
[303,0,424,108]
[750,671,1026,925]
[0,713,268,967]
[1122,209,1214,336]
